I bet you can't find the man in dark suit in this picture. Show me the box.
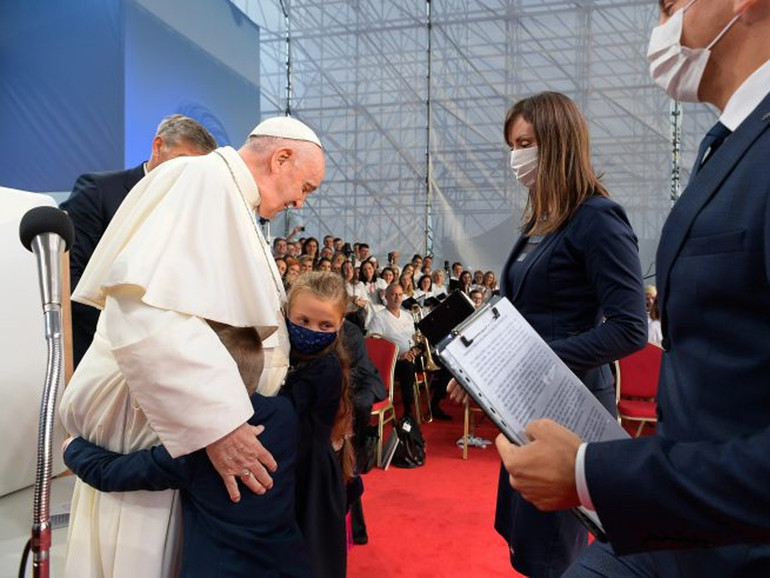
[61,114,216,366]
[495,0,770,575]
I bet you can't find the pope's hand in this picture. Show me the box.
[495,419,582,511]
[206,422,277,503]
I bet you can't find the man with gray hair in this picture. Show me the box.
[59,116,325,578]
[62,114,217,366]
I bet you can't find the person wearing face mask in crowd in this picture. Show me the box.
[449,91,647,578]
[493,1,770,576]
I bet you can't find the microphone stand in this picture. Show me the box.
[29,234,66,578]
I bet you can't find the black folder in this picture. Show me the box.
[417,290,476,345]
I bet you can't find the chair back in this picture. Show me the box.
[617,343,663,399]
[364,334,398,403]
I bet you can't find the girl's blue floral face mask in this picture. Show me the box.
[286,318,337,354]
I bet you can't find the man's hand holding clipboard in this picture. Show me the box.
[495,419,583,511]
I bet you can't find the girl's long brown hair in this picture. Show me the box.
[287,272,356,482]
[504,91,608,236]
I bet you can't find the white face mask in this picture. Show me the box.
[509,147,538,189]
[647,0,741,102]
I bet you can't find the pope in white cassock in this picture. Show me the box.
[59,117,325,578]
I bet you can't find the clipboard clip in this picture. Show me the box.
[458,306,500,347]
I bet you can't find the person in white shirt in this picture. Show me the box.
[376,266,396,304]
[342,259,369,329]
[413,274,435,304]
[431,269,448,297]
[367,283,421,418]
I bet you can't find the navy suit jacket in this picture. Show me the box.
[60,163,145,366]
[586,92,770,560]
[501,196,647,409]
[494,196,647,574]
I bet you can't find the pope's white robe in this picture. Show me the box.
[59,147,289,578]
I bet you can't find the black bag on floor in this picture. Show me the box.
[391,416,426,468]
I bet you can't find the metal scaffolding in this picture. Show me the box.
[233,0,719,280]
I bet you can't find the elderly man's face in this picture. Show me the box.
[258,144,325,218]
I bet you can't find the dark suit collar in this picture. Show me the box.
[502,226,564,301]
[657,92,770,308]
[123,162,147,192]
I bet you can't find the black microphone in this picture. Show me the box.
[19,206,75,316]
[18,205,74,578]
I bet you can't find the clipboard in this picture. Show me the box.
[435,296,629,541]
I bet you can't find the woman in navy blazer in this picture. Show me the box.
[492,92,647,577]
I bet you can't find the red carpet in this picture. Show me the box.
[348,402,523,577]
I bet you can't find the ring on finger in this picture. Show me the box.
[241,469,251,478]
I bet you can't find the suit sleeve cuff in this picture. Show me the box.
[575,442,596,511]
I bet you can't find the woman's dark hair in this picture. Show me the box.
[302,236,319,257]
[504,91,608,236]
[358,259,378,283]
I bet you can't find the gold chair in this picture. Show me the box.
[461,399,485,460]
[364,334,398,467]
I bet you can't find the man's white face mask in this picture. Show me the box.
[509,147,539,190]
[646,0,741,102]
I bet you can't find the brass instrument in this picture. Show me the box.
[410,303,440,371]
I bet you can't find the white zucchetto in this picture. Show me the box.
[249,116,323,149]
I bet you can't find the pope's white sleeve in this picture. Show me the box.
[103,290,253,458]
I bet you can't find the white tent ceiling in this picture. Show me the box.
[233,0,719,280]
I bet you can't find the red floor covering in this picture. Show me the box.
[347,401,523,577]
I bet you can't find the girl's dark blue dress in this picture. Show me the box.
[284,353,347,578]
